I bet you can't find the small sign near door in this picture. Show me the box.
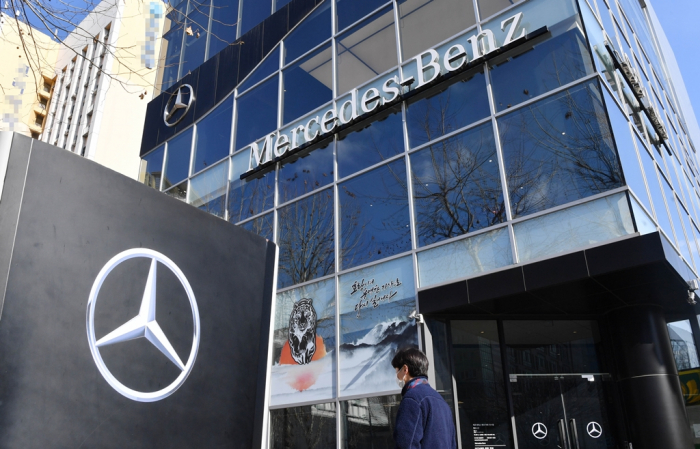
[473,423,503,447]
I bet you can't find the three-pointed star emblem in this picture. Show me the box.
[586,421,602,438]
[164,89,188,123]
[532,422,547,439]
[95,259,185,371]
[86,248,200,402]
[163,84,195,127]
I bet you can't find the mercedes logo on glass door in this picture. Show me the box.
[86,248,200,402]
[587,421,603,438]
[532,422,547,439]
[163,84,195,127]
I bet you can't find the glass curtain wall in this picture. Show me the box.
[159,0,292,90]
[580,0,700,274]
[139,0,700,446]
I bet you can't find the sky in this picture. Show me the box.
[650,0,700,143]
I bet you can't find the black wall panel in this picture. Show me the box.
[0,136,276,448]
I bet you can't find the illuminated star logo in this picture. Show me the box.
[86,248,200,402]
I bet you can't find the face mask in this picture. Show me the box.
[396,369,405,388]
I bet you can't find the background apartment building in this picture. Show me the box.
[1,0,164,179]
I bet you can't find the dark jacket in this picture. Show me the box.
[394,377,457,449]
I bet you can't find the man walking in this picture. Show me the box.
[391,347,457,449]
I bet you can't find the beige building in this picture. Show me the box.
[0,13,59,140]
[0,1,165,179]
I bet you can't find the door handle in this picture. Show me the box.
[569,419,580,449]
[558,419,570,449]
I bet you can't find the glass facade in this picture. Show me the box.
[142,0,700,446]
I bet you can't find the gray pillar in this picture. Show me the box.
[607,305,693,449]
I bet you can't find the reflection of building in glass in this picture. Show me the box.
[140,0,700,446]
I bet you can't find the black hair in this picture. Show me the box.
[391,347,428,378]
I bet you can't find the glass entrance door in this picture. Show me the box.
[511,374,614,448]
[503,321,617,449]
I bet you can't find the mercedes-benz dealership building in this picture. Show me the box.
[137,0,700,447]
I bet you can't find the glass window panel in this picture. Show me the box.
[279,140,334,203]
[193,97,233,174]
[397,0,476,62]
[668,320,700,371]
[165,181,188,201]
[139,145,165,190]
[283,44,332,124]
[451,320,512,449]
[680,203,697,271]
[490,25,594,113]
[339,159,411,270]
[659,172,681,246]
[241,0,271,35]
[270,403,337,449]
[411,123,504,247]
[235,76,279,151]
[160,27,184,90]
[338,256,417,397]
[406,69,488,148]
[340,395,402,448]
[504,320,603,374]
[228,150,275,222]
[477,0,524,20]
[283,2,331,64]
[664,181,692,262]
[275,0,292,11]
[640,145,675,241]
[603,89,651,212]
[336,0,388,32]
[336,6,397,96]
[270,278,336,406]
[425,319,456,411]
[500,81,623,218]
[692,224,700,275]
[240,212,274,240]
[163,128,193,189]
[417,227,512,288]
[337,107,404,179]
[277,189,335,289]
[208,0,239,58]
[629,196,656,235]
[513,192,634,263]
[181,0,210,75]
[188,160,228,217]
[239,47,280,93]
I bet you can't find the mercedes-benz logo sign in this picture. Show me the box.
[86,248,200,402]
[586,421,602,438]
[532,422,547,439]
[163,84,195,127]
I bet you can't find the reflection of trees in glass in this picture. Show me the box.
[337,108,404,178]
[406,71,489,147]
[411,124,504,246]
[341,395,401,449]
[241,213,274,241]
[228,173,275,223]
[278,189,335,289]
[270,403,337,449]
[491,28,593,112]
[499,81,623,218]
[340,159,411,270]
